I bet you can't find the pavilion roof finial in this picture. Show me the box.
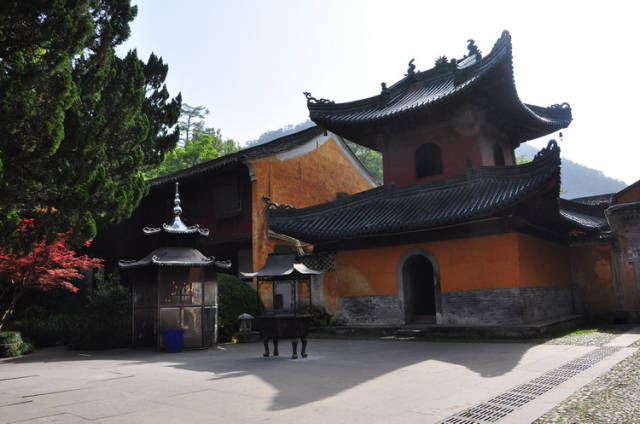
[173,181,182,217]
[141,181,210,237]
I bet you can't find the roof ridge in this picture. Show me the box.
[267,139,560,218]
[306,31,512,113]
[148,125,323,187]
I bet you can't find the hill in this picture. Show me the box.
[515,144,626,199]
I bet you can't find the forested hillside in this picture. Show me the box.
[515,144,626,199]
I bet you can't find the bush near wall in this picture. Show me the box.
[9,275,131,350]
[0,331,33,357]
[218,273,263,342]
[72,277,131,349]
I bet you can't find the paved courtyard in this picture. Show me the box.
[1,332,639,424]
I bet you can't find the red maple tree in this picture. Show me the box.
[0,219,103,330]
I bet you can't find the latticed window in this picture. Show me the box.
[415,143,443,178]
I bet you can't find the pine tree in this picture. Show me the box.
[0,0,181,247]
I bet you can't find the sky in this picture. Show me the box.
[118,0,639,184]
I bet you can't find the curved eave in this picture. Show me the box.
[307,30,572,143]
[558,199,609,231]
[118,248,217,269]
[142,226,210,236]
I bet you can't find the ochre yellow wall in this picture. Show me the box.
[250,135,375,272]
[569,244,616,313]
[617,182,640,203]
[324,233,571,311]
[518,233,572,287]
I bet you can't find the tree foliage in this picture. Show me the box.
[0,219,103,330]
[178,103,209,145]
[146,108,240,179]
[345,140,383,184]
[0,0,181,247]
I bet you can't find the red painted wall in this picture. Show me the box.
[382,123,514,187]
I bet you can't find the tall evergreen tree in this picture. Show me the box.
[0,0,181,247]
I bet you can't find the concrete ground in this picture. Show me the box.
[1,333,639,424]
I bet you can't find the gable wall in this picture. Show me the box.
[616,181,640,203]
[250,134,376,273]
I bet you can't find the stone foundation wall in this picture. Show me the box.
[336,286,574,326]
[338,294,404,326]
[440,286,574,325]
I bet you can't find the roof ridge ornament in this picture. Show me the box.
[263,195,295,211]
[465,39,482,60]
[380,82,390,102]
[534,139,560,160]
[303,92,335,106]
[405,58,417,79]
[434,56,448,68]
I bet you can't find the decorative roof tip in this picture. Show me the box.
[263,195,295,211]
[533,139,560,160]
[173,182,182,217]
[465,39,482,60]
[141,182,211,236]
[303,91,334,105]
[405,58,417,78]
[380,82,390,102]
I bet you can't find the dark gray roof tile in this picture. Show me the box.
[268,140,563,241]
[306,31,572,143]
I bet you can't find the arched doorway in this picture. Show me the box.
[398,249,440,324]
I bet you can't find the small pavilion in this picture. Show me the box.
[119,183,232,349]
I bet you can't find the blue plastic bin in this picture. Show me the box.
[163,329,185,353]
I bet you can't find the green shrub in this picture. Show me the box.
[217,273,263,342]
[0,331,21,344]
[0,331,33,357]
[13,312,86,347]
[73,275,131,349]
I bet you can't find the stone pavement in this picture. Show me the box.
[1,331,639,424]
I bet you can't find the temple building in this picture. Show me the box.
[93,30,640,331]
[263,31,639,325]
[91,126,377,279]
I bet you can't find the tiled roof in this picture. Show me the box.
[148,126,326,188]
[306,31,572,144]
[558,199,609,230]
[267,140,562,242]
[570,193,615,207]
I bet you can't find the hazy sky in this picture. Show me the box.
[119,0,639,184]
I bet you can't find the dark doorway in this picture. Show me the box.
[402,255,436,322]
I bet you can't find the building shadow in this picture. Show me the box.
[2,338,545,412]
